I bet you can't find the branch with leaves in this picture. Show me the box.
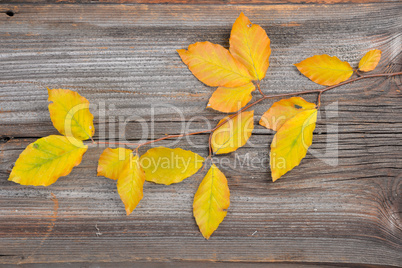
[6,13,401,239]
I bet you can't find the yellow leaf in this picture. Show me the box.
[207,82,255,113]
[229,12,271,81]
[260,97,316,131]
[294,55,353,86]
[97,147,132,180]
[211,111,254,154]
[140,147,204,185]
[8,135,87,186]
[358,49,382,72]
[193,164,230,239]
[270,109,317,182]
[117,154,145,215]
[48,88,95,140]
[177,41,253,87]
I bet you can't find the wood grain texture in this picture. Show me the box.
[1,0,400,6]
[0,3,401,267]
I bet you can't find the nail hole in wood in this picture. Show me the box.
[6,10,14,17]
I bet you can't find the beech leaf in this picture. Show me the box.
[270,107,317,182]
[117,154,145,215]
[260,97,316,131]
[358,49,382,72]
[140,147,204,185]
[211,110,254,154]
[177,41,253,87]
[9,135,87,186]
[207,82,255,113]
[294,55,353,86]
[193,164,230,239]
[230,12,271,81]
[48,88,95,140]
[97,147,132,181]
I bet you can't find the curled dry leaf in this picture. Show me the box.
[358,49,382,72]
[117,154,145,215]
[294,54,353,86]
[140,147,204,185]
[9,135,87,186]
[97,147,132,180]
[193,164,230,239]
[230,12,271,81]
[211,110,254,154]
[177,41,253,88]
[264,98,317,181]
[207,82,255,113]
[48,88,95,140]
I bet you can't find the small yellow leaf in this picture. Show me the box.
[177,41,253,87]
[48,88,95,140]
[270,109,317,182]
[117,154,145,215]
[9,135,87,186]
[229,12,271,81]
[358,49,382,72]
[97,147,132,180]
[140,147,204,185]
[260,97,316,131]
[193,164,230,239]
[211,110,254,154]
[294,55,353,86]
[207,82,255,113]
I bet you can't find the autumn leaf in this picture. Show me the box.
[48,88,95,140]
[140,147,204,185]
[193,164,230,239]
[97,147,132,180]
[9,135,87,186]
[207,82,255,113]
[211,110,254,154]
[294,55,353,86]
[260,97,316,131]
[230,12,271,81]
[269,101,317,181]
[358,49,382,72]
[177,41,253,87]
[117,154,145,215]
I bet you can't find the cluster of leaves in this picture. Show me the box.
[8,13,383,239]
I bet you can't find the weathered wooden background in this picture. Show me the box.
[0,1,401,266]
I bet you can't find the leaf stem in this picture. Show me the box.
[256,82,265,97]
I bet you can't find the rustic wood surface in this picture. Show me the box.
[0,2,401,267]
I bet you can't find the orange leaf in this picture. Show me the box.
[117,154,145,215]
[48,88,94,140]
[211,111,254,154]
[259,97,316,131]
[193,164,230,239]
[358,49,381,72]
[177,41,253,87]
[207,82,255,113]
[294,55,353,86]
[97,148,132,180]
[230,12,271,81]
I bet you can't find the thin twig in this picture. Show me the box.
[11,72,400,150]
[123,71,402,150]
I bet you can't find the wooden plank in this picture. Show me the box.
[0,0,400,7]
[0,3,401,266]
